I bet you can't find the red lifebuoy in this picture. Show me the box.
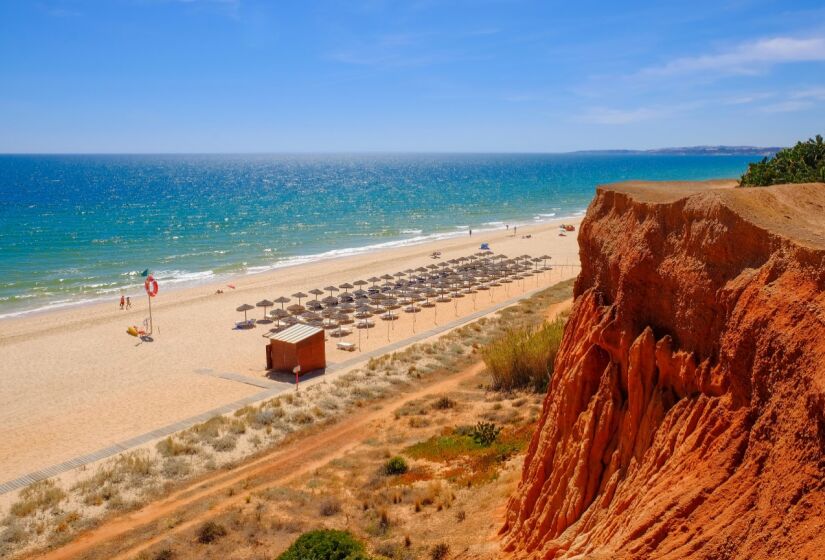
[144,275,159,297]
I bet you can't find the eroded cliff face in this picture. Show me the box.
[502,181,825,559]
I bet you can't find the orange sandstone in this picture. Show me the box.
[502,180,825,559]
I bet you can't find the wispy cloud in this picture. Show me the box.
[760,100,814,113]
[759,86,825,112]
[639,36,825,77]
[574,106,668,125]
[327,30,488,68]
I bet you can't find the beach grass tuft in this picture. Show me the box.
[10,480,66,517]
[482,316,565,392]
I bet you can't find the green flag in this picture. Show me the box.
[140,269,149,277]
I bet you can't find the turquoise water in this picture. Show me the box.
[0,153,758,318]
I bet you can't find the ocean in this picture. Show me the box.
[0,153,759,318]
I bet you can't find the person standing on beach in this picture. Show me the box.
[126,297,131,310]
[119,295,125,310]
[514,226,517,237]
[469,228,472,237]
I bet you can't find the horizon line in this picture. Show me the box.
[0,145,783,157]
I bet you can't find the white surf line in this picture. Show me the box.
[0,276,575,496]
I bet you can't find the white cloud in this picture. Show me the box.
[640,36,825,77]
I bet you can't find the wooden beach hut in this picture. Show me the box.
[264,324,326,373]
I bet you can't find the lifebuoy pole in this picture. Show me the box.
[148,289,153,334]
[144,275,158,335]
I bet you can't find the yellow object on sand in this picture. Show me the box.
[127,326,139,337]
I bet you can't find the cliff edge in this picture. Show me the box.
[502,180,825,559]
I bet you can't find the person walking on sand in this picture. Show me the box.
[126,296,131,310]
[119,295,125,310]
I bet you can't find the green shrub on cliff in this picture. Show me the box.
[277,529,371,560]
[740,135,825,186]
[482,317,565,392]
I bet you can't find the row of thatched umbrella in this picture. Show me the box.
[237,252,553,330]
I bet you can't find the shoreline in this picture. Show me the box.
[0,217,581,341]
[0,212,584,323]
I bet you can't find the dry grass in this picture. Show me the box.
[482,316,565,392]
[9,480,66,518]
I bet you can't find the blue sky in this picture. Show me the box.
[1,0,824,152]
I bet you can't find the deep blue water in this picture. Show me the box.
[0,153,757,317]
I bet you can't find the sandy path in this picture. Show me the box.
[32,361,489,560]
[0,218,581,482]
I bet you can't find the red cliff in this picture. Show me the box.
[502,180,825,559]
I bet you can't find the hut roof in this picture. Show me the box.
[263,323,323,343]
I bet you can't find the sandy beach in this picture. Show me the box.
[0,219,580,484]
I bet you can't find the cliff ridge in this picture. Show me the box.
[502,180,825,559]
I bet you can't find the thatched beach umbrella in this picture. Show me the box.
[338,282,354,294]
[291,292,309,305]
[274,296,290,309]
[368,276,381,287]
[540,255,552,270]
[324,285,340,297]
[287,303,305,315]
[309,288,325,301]
[255,299,274,320]
[236,303,255,322]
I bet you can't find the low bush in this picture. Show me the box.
[153,549,175,560]
[471,422,501,447]
[432,396,456,410]
[277,529,371,560]
[430,542,450,560]
[482,317,565,392]
[382,456,409,476]
[319,498,342,516]
[211,434,238,452]
[196,521,227,544]
[161,457,192,479]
